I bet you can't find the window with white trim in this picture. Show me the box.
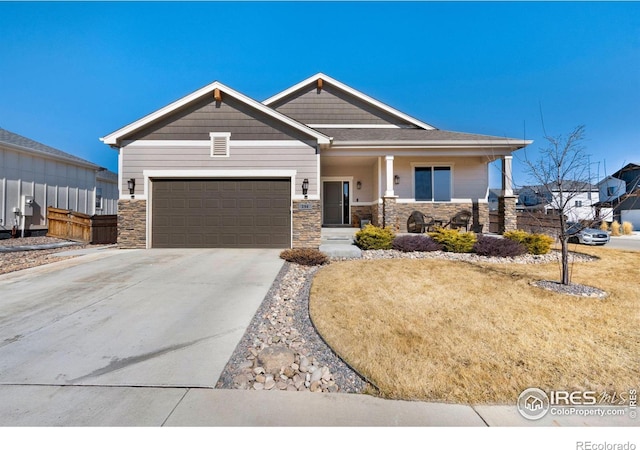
[210,132,231,157]
[575,200,583,207]
[414,166,451,201]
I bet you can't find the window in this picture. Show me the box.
[607,186,616,196]
[95,188,103,209]
[210,132,231,157]
[575,200,583,207]
[414,166,451,201]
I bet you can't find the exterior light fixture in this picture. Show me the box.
[356,181,362,190]
[394,175,400,185]
[302,178,309,199]
[127,178,136,198]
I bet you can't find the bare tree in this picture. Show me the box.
[522,124,593,285]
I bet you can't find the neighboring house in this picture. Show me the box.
[0,128,118,238]
[515,186,550,213]
[596,163,640,230]
[513,182,599,222]
[101,73,531,249]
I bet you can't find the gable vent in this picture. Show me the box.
[210,132,231,157]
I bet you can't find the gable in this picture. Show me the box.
[101,81,330,147]
[264,73,436,130]
[125,94,318,143]
[269,81,416,127]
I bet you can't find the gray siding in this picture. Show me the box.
[618,195,640,211]
[0,146,106,232]
[270,83,414,126]
[127,95,316,142]
[122,143,318,196]
[96,176,118,215]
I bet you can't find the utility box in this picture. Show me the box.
[21,195,34,216]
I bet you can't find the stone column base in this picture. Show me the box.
[498,196,517,233]
[292,199,321,248]
[118,199,147,248]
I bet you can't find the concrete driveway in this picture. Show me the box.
[0,248,283,389]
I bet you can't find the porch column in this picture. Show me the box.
[502,155,513,197]
[500,155,517,232]
[385,155,395,197]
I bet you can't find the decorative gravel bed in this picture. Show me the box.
[216,262,369,393]
[216,247,602,394]
[532,280,608,298]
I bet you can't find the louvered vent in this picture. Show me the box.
[210,132,230,157]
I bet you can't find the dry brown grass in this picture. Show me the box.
[309,246,640,404]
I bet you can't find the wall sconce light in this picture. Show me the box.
[394,175,400,185]
[356,181,362,190]
[127,178,136,198]
[302,178,309,199]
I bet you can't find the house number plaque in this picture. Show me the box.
[297,203,313,210]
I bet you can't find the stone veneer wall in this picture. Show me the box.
[118,199,147,249]
[292,199,321,248]
[371,202,382,227]
[498,196,518,233]
[382,197,400,231]
[393,201,490,233]
[351,204,373,227]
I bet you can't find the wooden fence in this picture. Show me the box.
[489,211,563,236]
[47,207,117,244]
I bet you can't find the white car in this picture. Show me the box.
[566,222,610,245]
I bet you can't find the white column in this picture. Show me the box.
[502,155,513,196]
[385,155,395,197]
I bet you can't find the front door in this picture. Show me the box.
[323,181,350,225]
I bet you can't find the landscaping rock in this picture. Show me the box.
[258,346,295,375]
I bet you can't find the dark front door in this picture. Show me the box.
[323,181,350,225]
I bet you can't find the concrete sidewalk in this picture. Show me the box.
[0,386,635,426]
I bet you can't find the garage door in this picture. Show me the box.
[152,179,291,248]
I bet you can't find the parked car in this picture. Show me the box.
[566,222,610,245]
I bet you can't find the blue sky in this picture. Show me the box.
[1,1,638,188]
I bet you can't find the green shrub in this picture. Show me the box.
[428,227,476,253]
[280,248,329,266]
[354,224,395,250]
[504,230,553,255]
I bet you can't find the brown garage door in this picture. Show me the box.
[152,179,291,248]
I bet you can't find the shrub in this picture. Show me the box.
[354,224,395,250]
[599,221,610,232]
[611,220,621,236]
[622,221,633,235]
[392,234,443,252]
[472,235,526,257]
[504,229,553,255]
[280,248,329,266]
[428,227,476,253]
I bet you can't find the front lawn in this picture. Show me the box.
[309,246,639,404]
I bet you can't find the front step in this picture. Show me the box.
[318,243,362,259]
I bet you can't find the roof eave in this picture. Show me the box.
[0,141,100,170]
[330,139,532,149]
